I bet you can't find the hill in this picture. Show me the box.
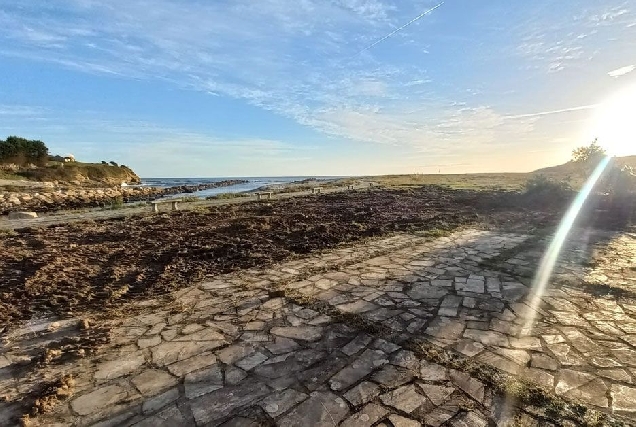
[15,162,141,186]
[532,155,636,188]
[534,155,636,175]
[0,136,141,186]
[0,161,141,186]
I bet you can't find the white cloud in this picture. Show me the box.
[515,3,636,73]
[608,65,636,78]
[0,0,633,168]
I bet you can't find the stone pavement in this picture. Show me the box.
[1,228,635,426]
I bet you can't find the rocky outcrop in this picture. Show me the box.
[0,180,248,214]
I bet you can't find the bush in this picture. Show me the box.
[109,195,124,209]
[524,174,571,193]
[523,175,573,203]
[604,165,636,195]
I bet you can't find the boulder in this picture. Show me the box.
[8,211,38,220]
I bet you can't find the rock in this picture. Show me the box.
[420,362,448,381]
[451,411,488,427]
[271,326,324,342]
[419,383,456,405]
[329,349,388,391]
[184,365,224,399]
[380,384,427,413]
[79,319,90,330]
[279,391,350,427]
[190,382,270,425]
[141,388,180,414]
[94,353,146,381]
[449,370,484,403]
[134,405,186,426]
[131,369,178,396]
[70,385,127,415]
[167,352,217,376]
[341,403,389,427]
[260,389,308,417]
[8,211,37,219]
[343,381,381,406]
[612,384,636,413]
[388,414,421,427]
[372,365,415,388]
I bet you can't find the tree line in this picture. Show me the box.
[0,136,49,165]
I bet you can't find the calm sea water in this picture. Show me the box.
[138,176,343,198]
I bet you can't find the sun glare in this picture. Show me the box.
[589,83,636,156]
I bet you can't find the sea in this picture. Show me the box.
[137,176,344,198]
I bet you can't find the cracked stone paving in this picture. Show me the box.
[1,227,636,426]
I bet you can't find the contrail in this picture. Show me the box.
[356,2,445,55]
[505,104,598,120]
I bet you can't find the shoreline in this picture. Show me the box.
[0,179,249,215]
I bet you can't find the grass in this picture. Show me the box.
[0,170,23,181]
[207,192,250,200]
[101,195,124,210]
[181,196,201,202]
[339,173,532,191]
[335,170,598,192]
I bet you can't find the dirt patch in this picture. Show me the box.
[0,186,630,329]
[19,374,76,425]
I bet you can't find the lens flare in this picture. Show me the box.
[587,83,636,156]
[521,156,612,335]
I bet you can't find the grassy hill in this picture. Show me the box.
[0,136,142,186]
[535,155,636,175]
[533,155,636,188]
[1,161,141,186]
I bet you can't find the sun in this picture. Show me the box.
[588,83,636,156]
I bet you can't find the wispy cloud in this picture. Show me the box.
[515,3,636,73]
[0,0,634,169]
[608,64,636,78]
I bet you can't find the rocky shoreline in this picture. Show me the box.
[0,179,248,214]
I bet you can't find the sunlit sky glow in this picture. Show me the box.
[0,0,635,177]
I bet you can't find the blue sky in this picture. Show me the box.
[0,0,635,177]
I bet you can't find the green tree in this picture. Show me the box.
[0,136,49,165]
[572,139,606,163]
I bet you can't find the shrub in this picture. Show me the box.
[524,174,571,193]
[181,196,200,202]
[604,165,636,195]
[109,195,124,209]
[523,175,573,203]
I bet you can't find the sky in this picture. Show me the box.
[0,0,635,177]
